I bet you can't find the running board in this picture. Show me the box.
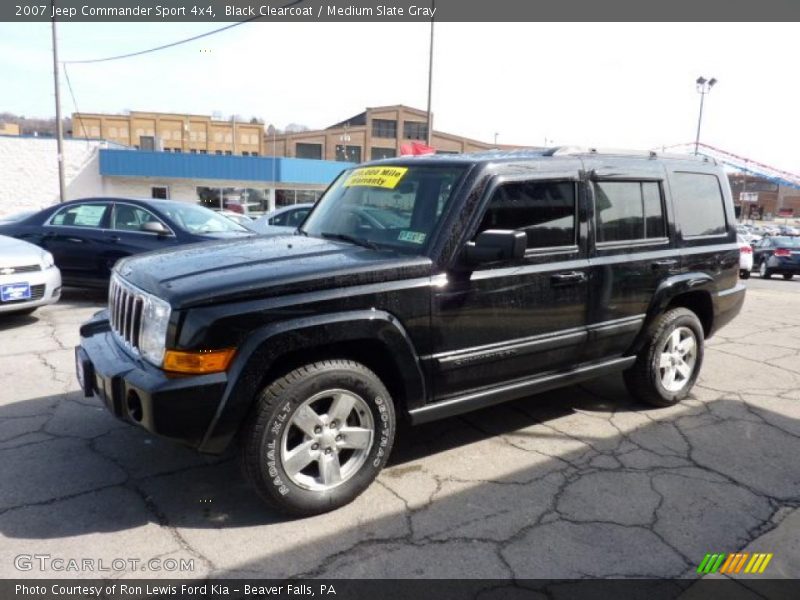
[408,356,636,425]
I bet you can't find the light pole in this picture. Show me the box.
[425,1,435,147]
[694,76,717,155]
[494,132,499,146]
[51,5,66,203]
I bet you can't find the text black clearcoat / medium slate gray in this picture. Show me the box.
[76,150,745,467]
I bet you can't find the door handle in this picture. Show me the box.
[551,271,587,285]
[651,259,678,270]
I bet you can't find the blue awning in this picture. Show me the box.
[99,149,351,185]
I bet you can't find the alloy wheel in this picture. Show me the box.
[280,389,374,491]
[658,326,698,392]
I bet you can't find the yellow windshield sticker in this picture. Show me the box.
[343,167,408,189]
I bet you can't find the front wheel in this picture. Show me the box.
[624,308,704,407]
[783,274,794,281]
[240,360,396,515]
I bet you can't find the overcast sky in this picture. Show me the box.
[1,22,798,172]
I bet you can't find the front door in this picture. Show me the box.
[430,169,590,400]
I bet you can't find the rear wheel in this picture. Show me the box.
[739,270,750,280]
[624,308,704,407]
[783,274,794,281]
[760,260,772,279]
[240,360,395,515]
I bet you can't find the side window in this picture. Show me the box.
[287,208,310,227]
[269,212,288,226]
[671,172,727,237]
[112,204,165,232]
[477,180,577,249]
[593,181,666,243]
[50,203,109,228]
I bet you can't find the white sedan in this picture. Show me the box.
[738,235,753,279]
[249,203,314,235]
[0,235,62,315]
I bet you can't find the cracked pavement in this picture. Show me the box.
[1,279,799,581]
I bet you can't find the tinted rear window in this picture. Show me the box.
[593,181,666,243]
[671,172,727,237]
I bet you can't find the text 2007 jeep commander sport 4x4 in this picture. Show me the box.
[76,149,745,515]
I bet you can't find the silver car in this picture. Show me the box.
[0,235,62,315]
[249,203,315,235]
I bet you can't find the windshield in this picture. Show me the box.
[773,236,800,248]
[301,164,467,253]
[150,201,249,234]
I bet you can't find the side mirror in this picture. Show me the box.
[141,221,170,236]
[464,229,527,265]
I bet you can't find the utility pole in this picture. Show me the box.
[425,1,434,147]
[231,114,237,155]
[51,3,66,203]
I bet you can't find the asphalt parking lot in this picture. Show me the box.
[1,277,799,580]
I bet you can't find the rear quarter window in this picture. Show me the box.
[671,172,727,237]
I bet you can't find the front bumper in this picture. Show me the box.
[0,266,61,313]
[76,310,227,450]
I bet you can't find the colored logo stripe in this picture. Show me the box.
[699,553,773,574]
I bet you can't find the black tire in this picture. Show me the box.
[624,307,705,407]
[783,274,793,281]
[7,307,36,316]
[240,359,395,516]
[759,260,772,279]
[739,270,750,280]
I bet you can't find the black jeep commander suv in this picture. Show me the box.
[76,149,745,515]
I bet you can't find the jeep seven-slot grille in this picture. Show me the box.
[108,276,144,352]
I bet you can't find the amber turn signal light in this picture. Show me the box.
[163,348,236,374]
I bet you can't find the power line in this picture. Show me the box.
[62,0,305,65]
[62,63,90,141]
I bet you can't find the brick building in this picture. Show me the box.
[72,111,265,156]
[729,173,800,220]
[269,105,502,162]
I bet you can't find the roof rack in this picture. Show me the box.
[545,146,716,164]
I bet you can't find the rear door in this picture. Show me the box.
[431,162,591,400]
[42,202,112,283]
[583,160,674,362]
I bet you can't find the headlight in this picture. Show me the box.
[41,251,55,270]
[139,295,171,366]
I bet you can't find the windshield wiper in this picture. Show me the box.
[295,228,308,236]
[319,232,379,250]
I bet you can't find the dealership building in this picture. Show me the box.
[0,134,349,218]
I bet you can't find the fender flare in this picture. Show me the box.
[198,309,426,453]
[629,272,715,354]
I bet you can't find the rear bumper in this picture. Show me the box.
[711,283,746,336]
[767,258,800,274]
[76,310,227,450]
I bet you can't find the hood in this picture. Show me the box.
[116,234,433,308]
[0,235,46,268]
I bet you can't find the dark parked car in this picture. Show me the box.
[753,235,800,279]
[76,150,745,515]
[0,198,253,287]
